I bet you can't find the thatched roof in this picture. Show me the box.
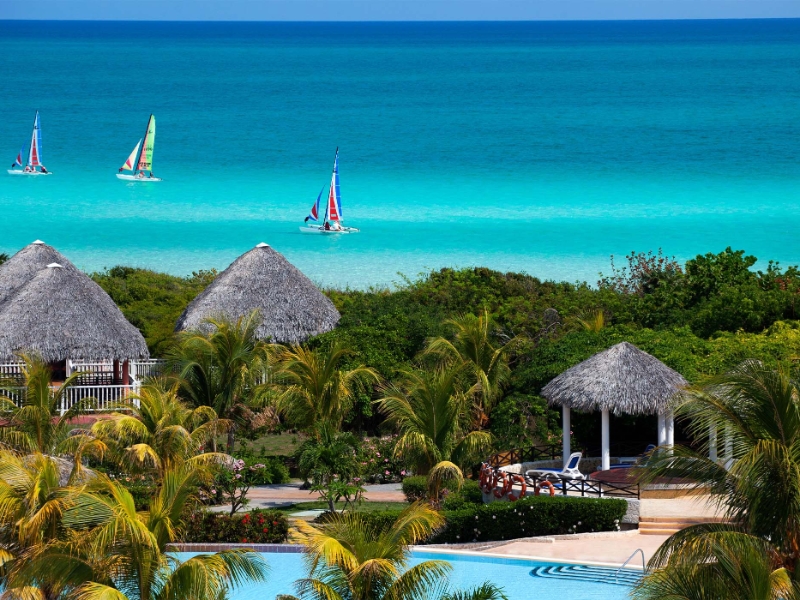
[0,240,78,307]
[175,243,340,344]
[0,263,149,362]
[540,341,687,415]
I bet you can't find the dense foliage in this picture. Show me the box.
[183,509,289,544]
[92,266,216,355]
[92,247,800,450]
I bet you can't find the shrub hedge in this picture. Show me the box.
[430,496,627,543]
[183,509,289,544]
[342,496,627,544]
[401,476,428,502]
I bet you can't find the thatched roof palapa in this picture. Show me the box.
[0,263,149,362]
[540,341,687,415]
[175,243,340,344]
[0,240,79,307]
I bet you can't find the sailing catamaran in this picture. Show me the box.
[117,114,161,181]
[300,148,359,234]
[8,111,51,176]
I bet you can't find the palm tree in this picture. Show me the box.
[635,360,800,595]
[168,312,271,452]
[632,528,794,600]
[283,502,507,600]
[91,383,228,477]
[0,451,78,556]
[0,354,103,459]
[424,310,517,417]
[2,467,269,600]
[377,366,491,483]
[273,342,379,433]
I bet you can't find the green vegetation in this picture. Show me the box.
[634,362,800,598]
[287,503,508,600]
[184,508,289,544]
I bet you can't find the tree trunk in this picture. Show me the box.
[227,424,236,454]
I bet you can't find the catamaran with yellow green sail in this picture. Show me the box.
[117,114,161,181]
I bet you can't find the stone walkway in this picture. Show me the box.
[213,482,406,512]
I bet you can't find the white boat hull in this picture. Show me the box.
[8,170,52,176]
[117,174,162,181]
[299,225,359,235]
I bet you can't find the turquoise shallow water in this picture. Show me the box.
[176,550,629,599]
[1,20,799,287]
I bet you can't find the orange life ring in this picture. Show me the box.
[493,471,512,498]
[535,480,556,497]
[479,464,495,494]
[507,473,527,501]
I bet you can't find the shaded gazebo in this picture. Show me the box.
[541,341,688,471]
[175,242,340,344]
[0,240,78,307]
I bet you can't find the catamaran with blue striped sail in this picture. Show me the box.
[300,148,359,234]
[8,111,51,175]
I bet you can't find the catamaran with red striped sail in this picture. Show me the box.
[117,114,161,181]
[300,148,359,234]
[8,111,51,176]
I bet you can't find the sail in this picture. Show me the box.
[306,185,324,222]
[327,148,341,221]
[122,140,142,171]
[13,147,24,167]
[137,114,155,172]
[28,111,42,167]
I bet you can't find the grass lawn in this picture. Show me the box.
[276,501,409,514]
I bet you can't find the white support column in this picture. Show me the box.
[601,408,610,472]
[724,425,733,470]
[709,423,718,462]
[666,411,675,447]
[562,406,571,469]
[657,412,667,446]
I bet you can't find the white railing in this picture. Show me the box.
[132,359,168,382]
[60,384,140,413]
[0,362,25,378]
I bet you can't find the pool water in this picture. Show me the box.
[176,550,631,599]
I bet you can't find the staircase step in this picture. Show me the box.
[530,565,642,587]
[639,528,681,535]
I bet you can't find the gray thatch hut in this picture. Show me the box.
[0,263,149,363]
[541,342,687,471]
[0,240,78,307]
[175,243,340,344]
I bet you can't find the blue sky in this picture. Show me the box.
[2,0,800,20]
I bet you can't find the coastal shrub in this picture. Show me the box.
[431,496,628,544]
[235,456,290,485]
[401,476,428,502]
[183,509,289,544]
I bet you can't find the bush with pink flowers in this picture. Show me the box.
[357,435,409,484]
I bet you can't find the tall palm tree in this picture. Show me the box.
[168,312,271,452]
[0,354,103,459]
[91,383,228,477]
[283,502,507,600]
[273,342,379,433]
[424,310,517,417]
[636,360,800,595]
[377,366,492,478]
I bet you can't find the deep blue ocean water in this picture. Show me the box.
[1,20,799,288]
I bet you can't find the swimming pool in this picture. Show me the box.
[176,550,633,599]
